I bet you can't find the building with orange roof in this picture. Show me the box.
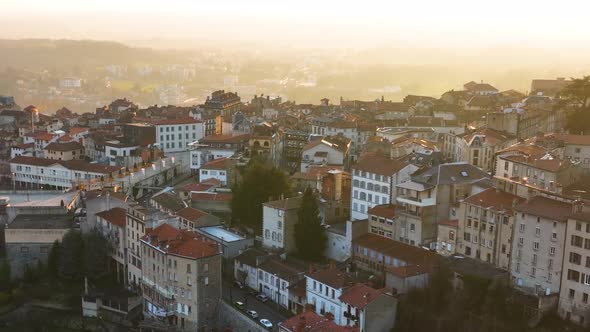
[140,223,222,330]
[495,140,584,194]
[199,157,229,185]
[96,207,127,282]
[352,233,435,294]
[44,141,85,161]
[511,196,574,298]
[455,188,524,270]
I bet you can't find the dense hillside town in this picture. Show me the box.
[1,75,590,332]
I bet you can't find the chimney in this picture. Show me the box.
[329,260,336,270]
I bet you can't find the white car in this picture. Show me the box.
[247,310,258,319]
[260,319,273,329]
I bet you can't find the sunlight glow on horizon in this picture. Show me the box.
[2,0,590,49]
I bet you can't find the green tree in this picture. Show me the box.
[560,76,590,134]
[559,76,590,107]
[294,188,327,261]
[83,229,112,279]
[47,240,60,278]
[231,160,290,233]
[0,259,11,290]
[59,230,84,279]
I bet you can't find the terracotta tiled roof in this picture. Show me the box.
[258,258,305,279]
[514,196,572,222]
[502,155,568,172]
[191,192,232,202]
[151,117,202,125]
[463,188,524,215]
[181,182,216,192]
[96,207,126,228]
[302,136,351,154]
[338,283,387,309]
[354,233,436,266]
[307,267,355,289]
[558,134,590,146]
[9,156,118,174]
[368,204,396,219]
[176,207,208,222]
[353,155,409,176]
[45,141,83,152]
[279,310,358,332]
[32,132,57,141]
[201,157,228,170]
[141,224,219,259]
[151,192,186,212]
[68,127,90,135]
[13,143,34,149]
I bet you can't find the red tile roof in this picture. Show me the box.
[152,117,202,125]
[9,156,119,174]
[96,207,126,228]
[201,157,228,170]
[182,182,216,192]
[368,204,396,219]
[559,134,590,146]
[68,127,90,135]
[45,141,83,152]
[338,283,387,309]
[514,196,572,222]
[191,192,233,202]
[353,155,409,176]
[32,132,56,141]
[354,233,436,266]
[141,224,219,259]
[307,266,355,289]
[463,188,524,215]
[176,207,208,222]
[279,310,358,332]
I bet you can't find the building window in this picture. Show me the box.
[533,242,539,251]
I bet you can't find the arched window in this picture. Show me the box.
[367,183,374,191]
[374,184,381,192]
[353,179,359,187]
[360,192,367,200]
[360,181,366,189]
[381,186,389,194]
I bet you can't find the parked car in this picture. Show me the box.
[246,310,258,319]
[260,319,273,329]
[233,301,245,310]
[256,294,269,302]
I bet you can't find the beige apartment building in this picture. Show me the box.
[44,141,85,161]
[558,211,590,326]
[141,223,222,330]
[456,188,524,270]
[394,181,436,247]
[510,196,572,297]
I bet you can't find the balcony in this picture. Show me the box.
[396,196,435,207]
[153,303,176,317]
[142,276,175,299]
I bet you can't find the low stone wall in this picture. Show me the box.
[216,300,267,332]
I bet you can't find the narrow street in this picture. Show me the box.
[222,280,289,330]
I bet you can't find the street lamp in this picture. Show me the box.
[12,172,16,192]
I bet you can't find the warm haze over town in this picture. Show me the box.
[0,1,590,331]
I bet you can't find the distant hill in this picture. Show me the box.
[0,39,187,70]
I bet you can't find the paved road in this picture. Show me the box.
[222,280,289,330]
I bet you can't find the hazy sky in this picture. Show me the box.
[2,0,590,49]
